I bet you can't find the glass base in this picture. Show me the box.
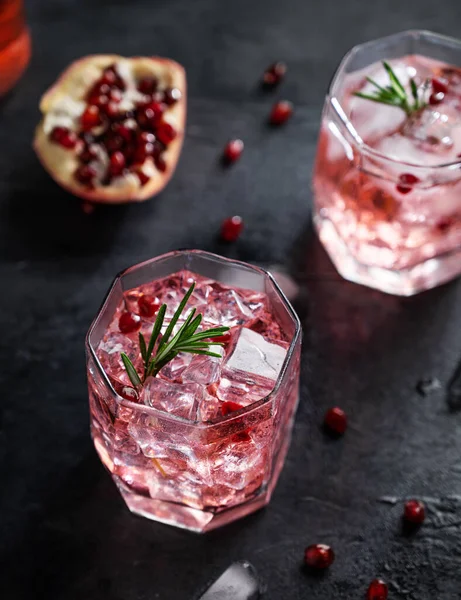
[315,216,461,296]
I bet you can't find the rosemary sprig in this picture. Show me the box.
[354,61,427,115]
[121,282,229,388]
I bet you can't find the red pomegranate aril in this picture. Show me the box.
[135,170,151,186]
[156,121,177,145]
[209,331,232,344]
[121,386,139,402]
[119,311,141,334]
[81,105,102,131]
[163,87,182,105]
[139,131,156,144]
[324,407,347,435]
[223,139,244,163]
[104,65,125,90]
[221,216,244,241]
[304,544,335,569]
[80,143,99,163]
[404,499,425,524]
[75,164,97,185]
[50,126,77,149]
[137,294,161,318]
[397,172,420,194]
[109,88,122,102]
[133,142,154,164]
[154,154,167,172]
[429,92,444,105]
[221,401,244,416]
[105,102,120,119]
[113,123,133,143]
[105,133,124,152]
[100,68,117,86]
[137,77,158,95]
[367,579,388,600]
[432,77,448,95]
[263,61,287,86]
[109,151,126,176]
[270,100,293,125]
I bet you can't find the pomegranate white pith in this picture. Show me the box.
[33,54,186,203]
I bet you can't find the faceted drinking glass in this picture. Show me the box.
[313,30,461,295]
[85,250,301,532]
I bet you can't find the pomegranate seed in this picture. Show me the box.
[324,407,347,435]
[74,164,96,185]
[138,294,160,318]
[100,68,117,86]
[87,82,111,102]
[221,216,244,241]
[221,401,244,416]
[109,151,126,176]
[156,121,177,145]
[109,88,122,102]
[133,142,154,164]
[139,131,156,145]
[50,126,77,149]
[403,499,425,524]
[262,61,287,86]
[270,100,293,125]
[304,544,335,569]
[429,92,444,105]
[81,105,102,130]
[397,172,420,194]
[105,134,124,153]
[437,217,454,232]
[104,65,125,90]
[367,579,388,600]
[119,311,141,334]
[81,202,95,215]
[105,102,120,118]
[120,386,139,402]
[136,103,164,129]
[223,139,244,163]
[137,77,158,95]
[163,87,182,105]
[113,123,133,143]
[232,431,252,443]
[154,154,167,172]
[89,93,109,109]
[80,143,99,163]
[432,77,448,95]
[209,332,232,344]
[135,170,151,186]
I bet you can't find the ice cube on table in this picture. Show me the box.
[216,328,288,405]
[141,377,202,420]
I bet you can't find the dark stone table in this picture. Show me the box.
[2,1,461,598]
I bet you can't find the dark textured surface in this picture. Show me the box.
[2,1,461,598]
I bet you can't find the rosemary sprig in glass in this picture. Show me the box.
[353,61,427,115]
[121,282,229,388]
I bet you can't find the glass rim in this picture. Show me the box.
[85,249,302,429]
[327,29,461,170]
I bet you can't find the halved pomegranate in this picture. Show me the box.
[33,55,186,203]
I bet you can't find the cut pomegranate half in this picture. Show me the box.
[33,54,187,204]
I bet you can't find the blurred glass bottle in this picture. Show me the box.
[0,0,30,95]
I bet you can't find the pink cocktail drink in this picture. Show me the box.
[313,31,461,295]
[86,251,301,532]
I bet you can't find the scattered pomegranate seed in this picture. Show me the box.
[221,215,244,241]
[223,139,244,163]
[156,121,177,145]
[81,105,102,130]
[262,61,287,86]
[209,331,232,344]
[367,579,388,600]
[163,87,182,105]
[270,100,293,125]
[432,77,448,95]
[135,170,151,186]
[109,151,126,176]
[119,311,141,334]
[429,92,444,105]
[324,407,347,435]
[304,544,335,569]
[137,77,158,95]
[81,202,95,215]
[74,164,97,185]
[221,401,244,416]
[138,294,161,318]
[396,172,420,194]
[404,499,425,524]
[120,386,139,402]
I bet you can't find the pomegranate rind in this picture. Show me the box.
[33,54,186,203]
